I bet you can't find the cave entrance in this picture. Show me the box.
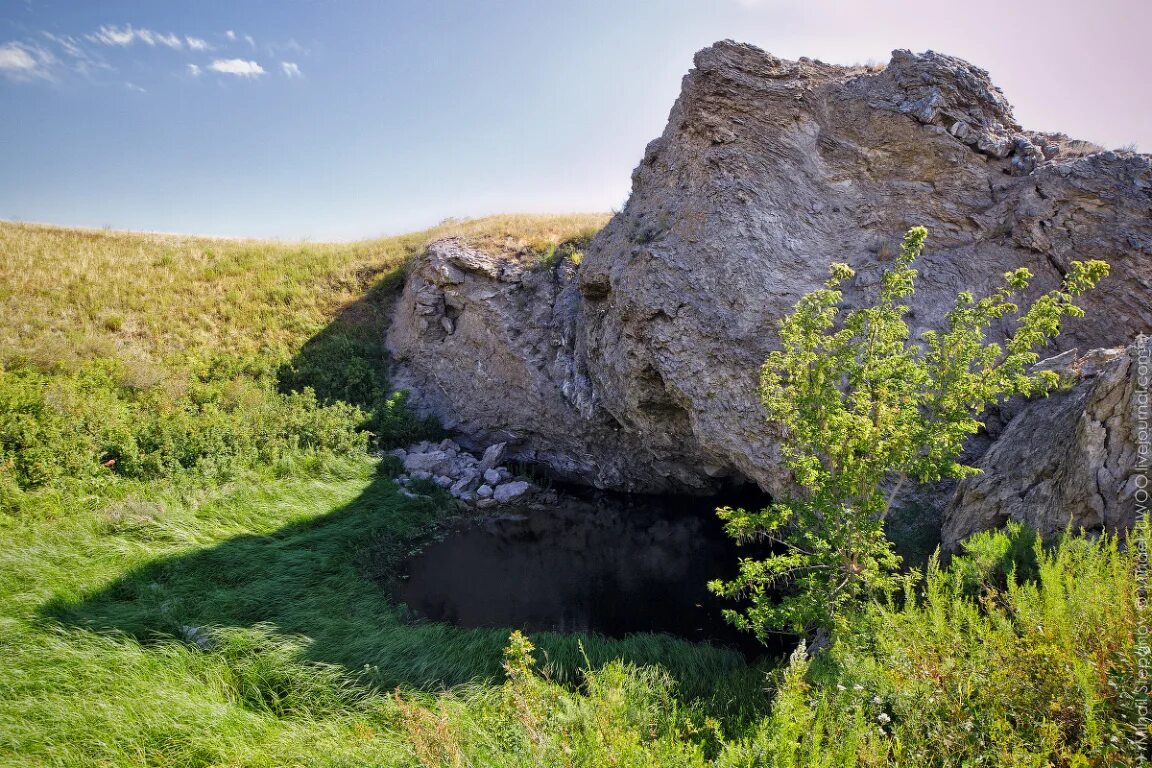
[390,484,774,657]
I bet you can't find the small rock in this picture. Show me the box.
[438,438,459,453]
[450,476,475,497]
[476,484,494,498]
[479,442,506,472]
[493,480,531,503]
[476,498,499,509]
[180,625,212,650]
[387,448,408,460]
[440,316,455,334]
[482,468,501,485]
[404,450,451,473]
[410,470,433,481]
[433,475,453,488]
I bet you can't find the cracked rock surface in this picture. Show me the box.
[942,346,1142,548]
[388,41,1152,540]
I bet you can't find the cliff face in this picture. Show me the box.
[388,41,1152,538]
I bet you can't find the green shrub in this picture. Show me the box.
[278,323,442,449]
[711,227,1108,638]
[715,526,1144,767]
[0,357,368,491]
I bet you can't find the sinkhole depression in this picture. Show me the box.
[390,485,772,656]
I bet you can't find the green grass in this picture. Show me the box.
[1,215,1145,766]
[0,455,751,766]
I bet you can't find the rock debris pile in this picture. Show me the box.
[387,439,539,509]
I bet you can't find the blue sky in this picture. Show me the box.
[2,0,1149,240]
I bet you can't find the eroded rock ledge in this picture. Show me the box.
[388,41,1152,540]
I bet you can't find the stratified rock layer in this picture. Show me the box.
[388,41,1152,533]
[942,346,1142,549]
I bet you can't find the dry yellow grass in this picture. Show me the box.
[0,213,609,369]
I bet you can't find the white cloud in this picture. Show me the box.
[42,32,82,57]
[208,58,264,77]
[151,32,184,49]
[225,30,237,41]
[187,63,201,76]
[0,43,38,72]
[186,36,210,51]
[0,41,54,80]
[88,25,135,46]
[40,32,111,77]
[244,34,256,48]
[280,61,301,78]
[125,82,146,93]
[88,25,184,49]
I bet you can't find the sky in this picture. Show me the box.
[2,0,1149,240]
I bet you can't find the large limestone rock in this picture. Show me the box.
[388,41,1152,509]
[942,345,1143,549]
[387,238,705,491]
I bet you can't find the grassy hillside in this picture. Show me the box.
[0,213,609,366]
[0,216,1145,766]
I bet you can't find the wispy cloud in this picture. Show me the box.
[88,25,184,49]
[7,25,300,86]
[0,41,55,81]
[41,32,111,76]
[41,32,81,57]
[208,58,264,77]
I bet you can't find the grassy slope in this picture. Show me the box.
[1,216,1143,766]
[0,213,610,367]
[0,214,754,767]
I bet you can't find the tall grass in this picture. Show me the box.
[1,216,1143,766]
[389,527,1146,767]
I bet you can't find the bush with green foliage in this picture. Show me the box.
[277,322,442,449]
[710,227,1109,638]
[0,356,368,493]
[721,523,1146,767]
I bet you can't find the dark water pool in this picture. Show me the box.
[393,488,770,655]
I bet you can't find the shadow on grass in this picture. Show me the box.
[41,466,755,701]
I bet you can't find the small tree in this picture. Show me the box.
[709,227,1109,641]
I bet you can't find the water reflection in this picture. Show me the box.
[396,489,767,653]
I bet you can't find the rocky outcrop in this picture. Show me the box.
[387,41,1152,521]
[386,239,709,491]
[942,345,1143,548]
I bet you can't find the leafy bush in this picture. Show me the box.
[721,526,1145,767]
[0,357,368,491]
[277,322,442,449]
[710,227,1108,638]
